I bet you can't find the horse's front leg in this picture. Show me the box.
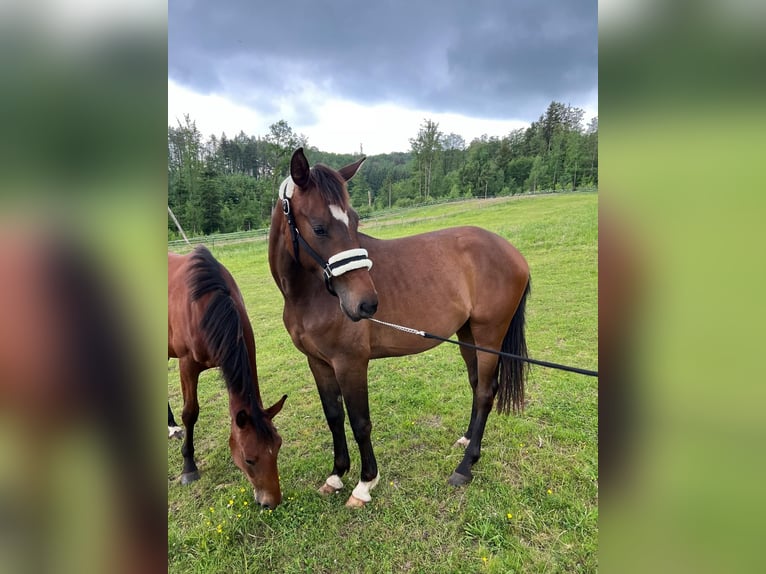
[179,357,202,484]
[308,356,351,495]
[336,360,379,508]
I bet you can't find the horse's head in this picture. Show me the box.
[228,394,287,509]
[278,147,379,322]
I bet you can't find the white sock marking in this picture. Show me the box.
[328,204,349,227]
[351,473,380,502]
[168,425,183,438]
[456,436,470,447]
[325,474,344,490]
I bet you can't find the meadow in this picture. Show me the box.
[168,191,598,573]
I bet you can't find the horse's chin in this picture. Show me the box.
[339,301,363,322]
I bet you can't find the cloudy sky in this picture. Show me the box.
[169,0,597,155]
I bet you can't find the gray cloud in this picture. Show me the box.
[169,0,597,123]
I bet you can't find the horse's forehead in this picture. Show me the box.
[328,204,349,227]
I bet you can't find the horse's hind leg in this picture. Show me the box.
[449,328,503,487]
[454,323,478,448]
[179,357,203,484]
[168,402,184,439]
[308,357,352,495]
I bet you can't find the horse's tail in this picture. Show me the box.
[188,246,253,403]
[495,277,531,415]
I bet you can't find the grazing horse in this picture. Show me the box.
[268,148,530,507]
[168,245,287,509]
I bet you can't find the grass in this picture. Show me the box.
[168,191,598,573]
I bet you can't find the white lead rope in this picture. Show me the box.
[366,317,426,337]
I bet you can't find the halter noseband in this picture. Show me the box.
[279,176,373,296]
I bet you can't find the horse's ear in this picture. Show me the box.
[265,394,288,419]
[290,148,310,188]
[235,409,249,428]
[338,156,366,182]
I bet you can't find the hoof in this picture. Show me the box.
[180,470,200,485]
[447,472,472,487]
[168,426,184,439]
[345,494,367,508]
[318,483,340,495]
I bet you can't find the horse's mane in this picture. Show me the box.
[310,164,350,210]
[188,245,274,440]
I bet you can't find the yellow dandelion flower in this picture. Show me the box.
[209,507,215,513]
[227,499,234,507]
[547,488,552,495]
[237,513,242,519]
[482,556,488,563]
[507,513,513,519]
[240,487,245,493]
[243,500,248,506]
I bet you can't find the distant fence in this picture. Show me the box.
[168,227,270,251]
[168,188,597,250]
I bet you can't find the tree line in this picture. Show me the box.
[168,101,597,237]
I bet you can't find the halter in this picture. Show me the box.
[279,176,373,296]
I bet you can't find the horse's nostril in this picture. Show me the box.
[359,300,378,318]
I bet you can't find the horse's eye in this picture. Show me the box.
[245,459,255,466]
[312,225,327,237]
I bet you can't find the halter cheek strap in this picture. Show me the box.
[279,176,373,296]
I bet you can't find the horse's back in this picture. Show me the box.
[167,251,203,361]
[167,248,246,365]
[361,226,528,349]
[363,225,527,296]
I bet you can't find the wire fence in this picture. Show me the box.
[168,188,597,250]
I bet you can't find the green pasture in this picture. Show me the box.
[168,191,598,573]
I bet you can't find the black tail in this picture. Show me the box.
[188,246,252,402]
[495,278,531,415]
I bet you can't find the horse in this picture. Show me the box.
[268,148,531,507]
[168,245,287,509]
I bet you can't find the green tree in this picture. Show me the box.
[409,119,443,201]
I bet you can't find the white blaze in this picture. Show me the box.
[328,204,349,227]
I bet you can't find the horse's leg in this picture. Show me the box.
[168,402,184,439]
[336,361,379,508]
[454,323,478,448]
[308,356,351,495]
[179,357,203,484]
[449,347,500,487]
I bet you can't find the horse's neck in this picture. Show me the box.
[239,306,265,411]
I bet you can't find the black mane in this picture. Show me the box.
[188,245,274,439]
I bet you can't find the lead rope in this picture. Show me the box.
[366,317,598,377]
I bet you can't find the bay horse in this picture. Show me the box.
[168,245,287,509]
[268,148,530,507]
